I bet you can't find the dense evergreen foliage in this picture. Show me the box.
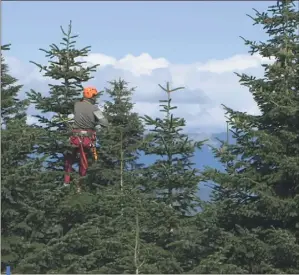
[1,45,45,271]
[194,1,299,273]
[1,1,299,273]
[89,79,145,188]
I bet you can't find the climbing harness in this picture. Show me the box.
[64,129,97,186]
[71,128,97,162]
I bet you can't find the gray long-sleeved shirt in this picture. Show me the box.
[73,100,108,130]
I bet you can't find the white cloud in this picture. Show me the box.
[114,53,169,76]
[5,51,270,138]
[4,56,47,85]
[197,53,275,74]
[83,53,117,67]
[82,53,169,76]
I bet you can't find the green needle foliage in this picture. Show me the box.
[4,1,298,273]
[16,79,160,273]
[196,1,299,273]
[140,82,206,272]
[1,44,44,272]
[142,82,205,215]
[89,79,145,189]
[14,22,100,273]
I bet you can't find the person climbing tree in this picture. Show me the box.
[27,21,100,190]
[64,86,108,187]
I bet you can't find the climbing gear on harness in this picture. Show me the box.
[92,146,98,161]
[83,87,98,99]
[64,129,97,185]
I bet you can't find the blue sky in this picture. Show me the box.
[3,1,271,63]
[2,1,278,200]
[2,1,274,135]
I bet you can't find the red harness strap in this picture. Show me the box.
[64,129,97,184]
[79,138,88,171]
[70,129,96,174]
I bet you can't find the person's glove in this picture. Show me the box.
[95,124,102,132]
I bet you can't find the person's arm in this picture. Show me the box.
[93,105,108,127]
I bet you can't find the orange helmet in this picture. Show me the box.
[83,86,98,99]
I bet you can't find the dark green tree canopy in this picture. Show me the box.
[89,79,145,188]
[1,44,45,272]
[142,82,205,215]
[1,44,28,127]
[196,1,299,273]
[4,1,299,273]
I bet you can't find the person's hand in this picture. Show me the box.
[95,125,102,132]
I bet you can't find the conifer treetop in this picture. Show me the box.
[1,44,28,127]
[141,82,205,214]
[26,21,100,170]
[27,20,100,122]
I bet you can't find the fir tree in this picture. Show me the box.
[1,45,26,126]
[89,78,145,189]
[142,82,205,214]
[195,1,299,273]
[1,44,44,272]
[27,20,99,180]
[15,22,101,273]
[140,82,206,272]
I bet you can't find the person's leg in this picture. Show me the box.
[77,143,90,193]
[79,147,88,177]
[64,149,76,184]
[76,136,94,193]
